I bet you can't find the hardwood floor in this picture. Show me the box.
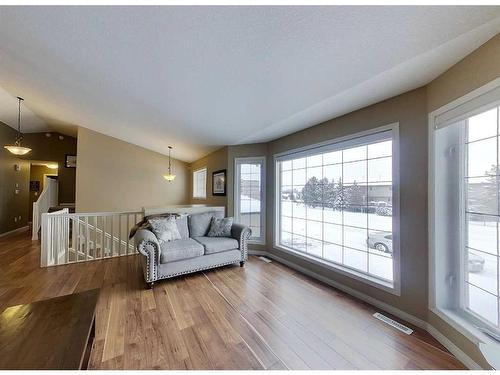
[0,231,465,370]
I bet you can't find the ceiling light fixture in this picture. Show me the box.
[163,146,176,182]
[4,97,31,156]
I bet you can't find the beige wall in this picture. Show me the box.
[427,33,500,113]
[0,121,30,234]
[76,127,189,212]
[188,147,228,210]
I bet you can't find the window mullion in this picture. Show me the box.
[341,150,345,266]
[366,147,369,276]
[497,107,500,328]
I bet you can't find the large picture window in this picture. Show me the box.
[275,125,399,290]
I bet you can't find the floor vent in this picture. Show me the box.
[373,312,413,335]
[258,256,272,263]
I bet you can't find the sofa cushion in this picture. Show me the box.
[188,211,224,237]
[148,216,181,244]
[160,238,204,263]
[194,236,239,254]
[176,215,189,239]
[207,217,233,237]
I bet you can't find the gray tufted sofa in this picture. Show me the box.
[134,210,251,288]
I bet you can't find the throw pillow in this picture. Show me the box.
[147,216,182,244]
[207,217,233,237]
[129,213,179,239]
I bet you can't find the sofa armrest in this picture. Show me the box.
[231,223,252,261]
[134,229,160,282]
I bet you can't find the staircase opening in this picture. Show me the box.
[29,162,59,222]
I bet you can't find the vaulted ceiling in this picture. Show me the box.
[0,6,499,162]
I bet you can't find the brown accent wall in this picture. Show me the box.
[0,121,30,234]
[76,127,189,212]
[19,132,77,204]
[188,147,228,210]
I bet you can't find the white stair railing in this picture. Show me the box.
[40,210,143,267]
[41,208,69,266]
[32,177,58,240]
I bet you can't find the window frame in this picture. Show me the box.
[234,156,266,245]
[461,113,500,334]
[192,167,207,199]
[273,123,401,294]
[429,76,500,349]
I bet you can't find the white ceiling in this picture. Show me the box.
[0,6,499,162]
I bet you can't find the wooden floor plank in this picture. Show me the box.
[0,232,466,370]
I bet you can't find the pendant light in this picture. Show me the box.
[4,97,31,155]
[163,146,176,182]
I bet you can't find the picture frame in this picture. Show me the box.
[30,181,40,192]
[212,169,226,196]
[65,154,77,168]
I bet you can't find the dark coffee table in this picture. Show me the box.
[0,289,99,370]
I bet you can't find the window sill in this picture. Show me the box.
[431,307,500,369]
[273,244,399,295]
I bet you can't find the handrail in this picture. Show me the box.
[32,177,58,240]
[51,210,142,217]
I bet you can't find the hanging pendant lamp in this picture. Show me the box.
[4,97,31,155]
[163,146,176,182]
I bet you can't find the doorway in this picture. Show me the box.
[29,162,58,222]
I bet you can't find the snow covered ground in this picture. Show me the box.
[466,220,499,326]
[280,201,393,281]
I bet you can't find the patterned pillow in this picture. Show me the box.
[129,213,179,239]
[147,216,182,244]
[207,217,233,237]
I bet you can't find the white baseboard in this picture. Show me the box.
[425,324,482,370]
[0,225,29,238]
[263,250,483,370]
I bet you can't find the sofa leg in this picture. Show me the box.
[240,261,245,267]
[148,281,155,289]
